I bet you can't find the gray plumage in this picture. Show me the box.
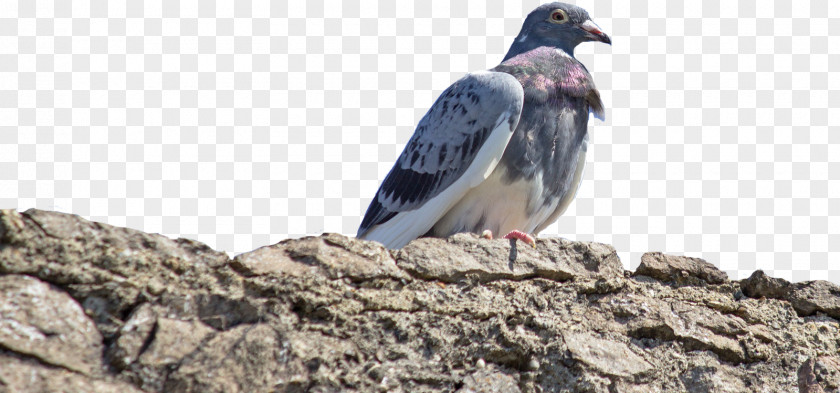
[358,2,611,249]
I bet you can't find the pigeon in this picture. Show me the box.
[357,2,611,249]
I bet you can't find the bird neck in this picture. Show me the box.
[503,40,576,62]
[498,46,579,71]
[494,47,593,102]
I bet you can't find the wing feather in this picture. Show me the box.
[357,71,524,248]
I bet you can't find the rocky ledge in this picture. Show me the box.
[0,209,839,393]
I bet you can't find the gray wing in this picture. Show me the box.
[357,71,524,245]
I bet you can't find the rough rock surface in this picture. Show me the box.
[1,209,838,392]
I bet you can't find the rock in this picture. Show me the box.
[563,332,653,378]
[635,252,728,285]
[674,302,750,361]
[1,208,839,392]
[0,353,142,393]
[395,233,623,283]
[788,281,840,319]
[107,303,158,370]
[458,368,521,393]
[680,364,747,393]
[741,270,840,319]
[137,317,214,366]
[0,275,103,376]
[741,270,792,299]
[164,324,308,393]
[231,233,408,281]
[107,304,215,391]
[621,297,748,363]
[0,208,231,340]
[798,356,840,393]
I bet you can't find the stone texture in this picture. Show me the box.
[458,368,521,393]
[0,353,142,393]
[107,303,158,370]
[799,356,840,393]
[635,252,729,285]
[563,332,652,378]
[0,208,839,392]
[741,270,840,319]
[679,363,747,393]
[164,324,306,393]
[0,274,103,376]
[0,208,232,340]
[231,233,408,281]
[395,233,624,283]
[741,269,792,299]
[788,281,840,319]
[138,317,214,366]
[106,303,215,391]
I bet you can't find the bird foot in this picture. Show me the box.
[481,229,494,240]
[503,230,536,248]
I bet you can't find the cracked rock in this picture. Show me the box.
[564,332,653,378]
[232,233,409,282]
[395,233,623,283]
[0,209,839,392]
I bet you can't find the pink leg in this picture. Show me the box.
[503,230,536,248]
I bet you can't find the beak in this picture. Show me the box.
[580,20,611,45]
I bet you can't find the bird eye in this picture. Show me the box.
[549,9,568,24]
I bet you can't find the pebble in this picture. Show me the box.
[147,277,165,295]
[527,358,540,371]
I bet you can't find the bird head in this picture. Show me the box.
[503,2,611,61]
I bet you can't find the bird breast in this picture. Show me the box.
[431,102,589,237]
[431,163,559,237]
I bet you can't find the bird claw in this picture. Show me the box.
[503,230,536,248]
[482,229,535,248]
